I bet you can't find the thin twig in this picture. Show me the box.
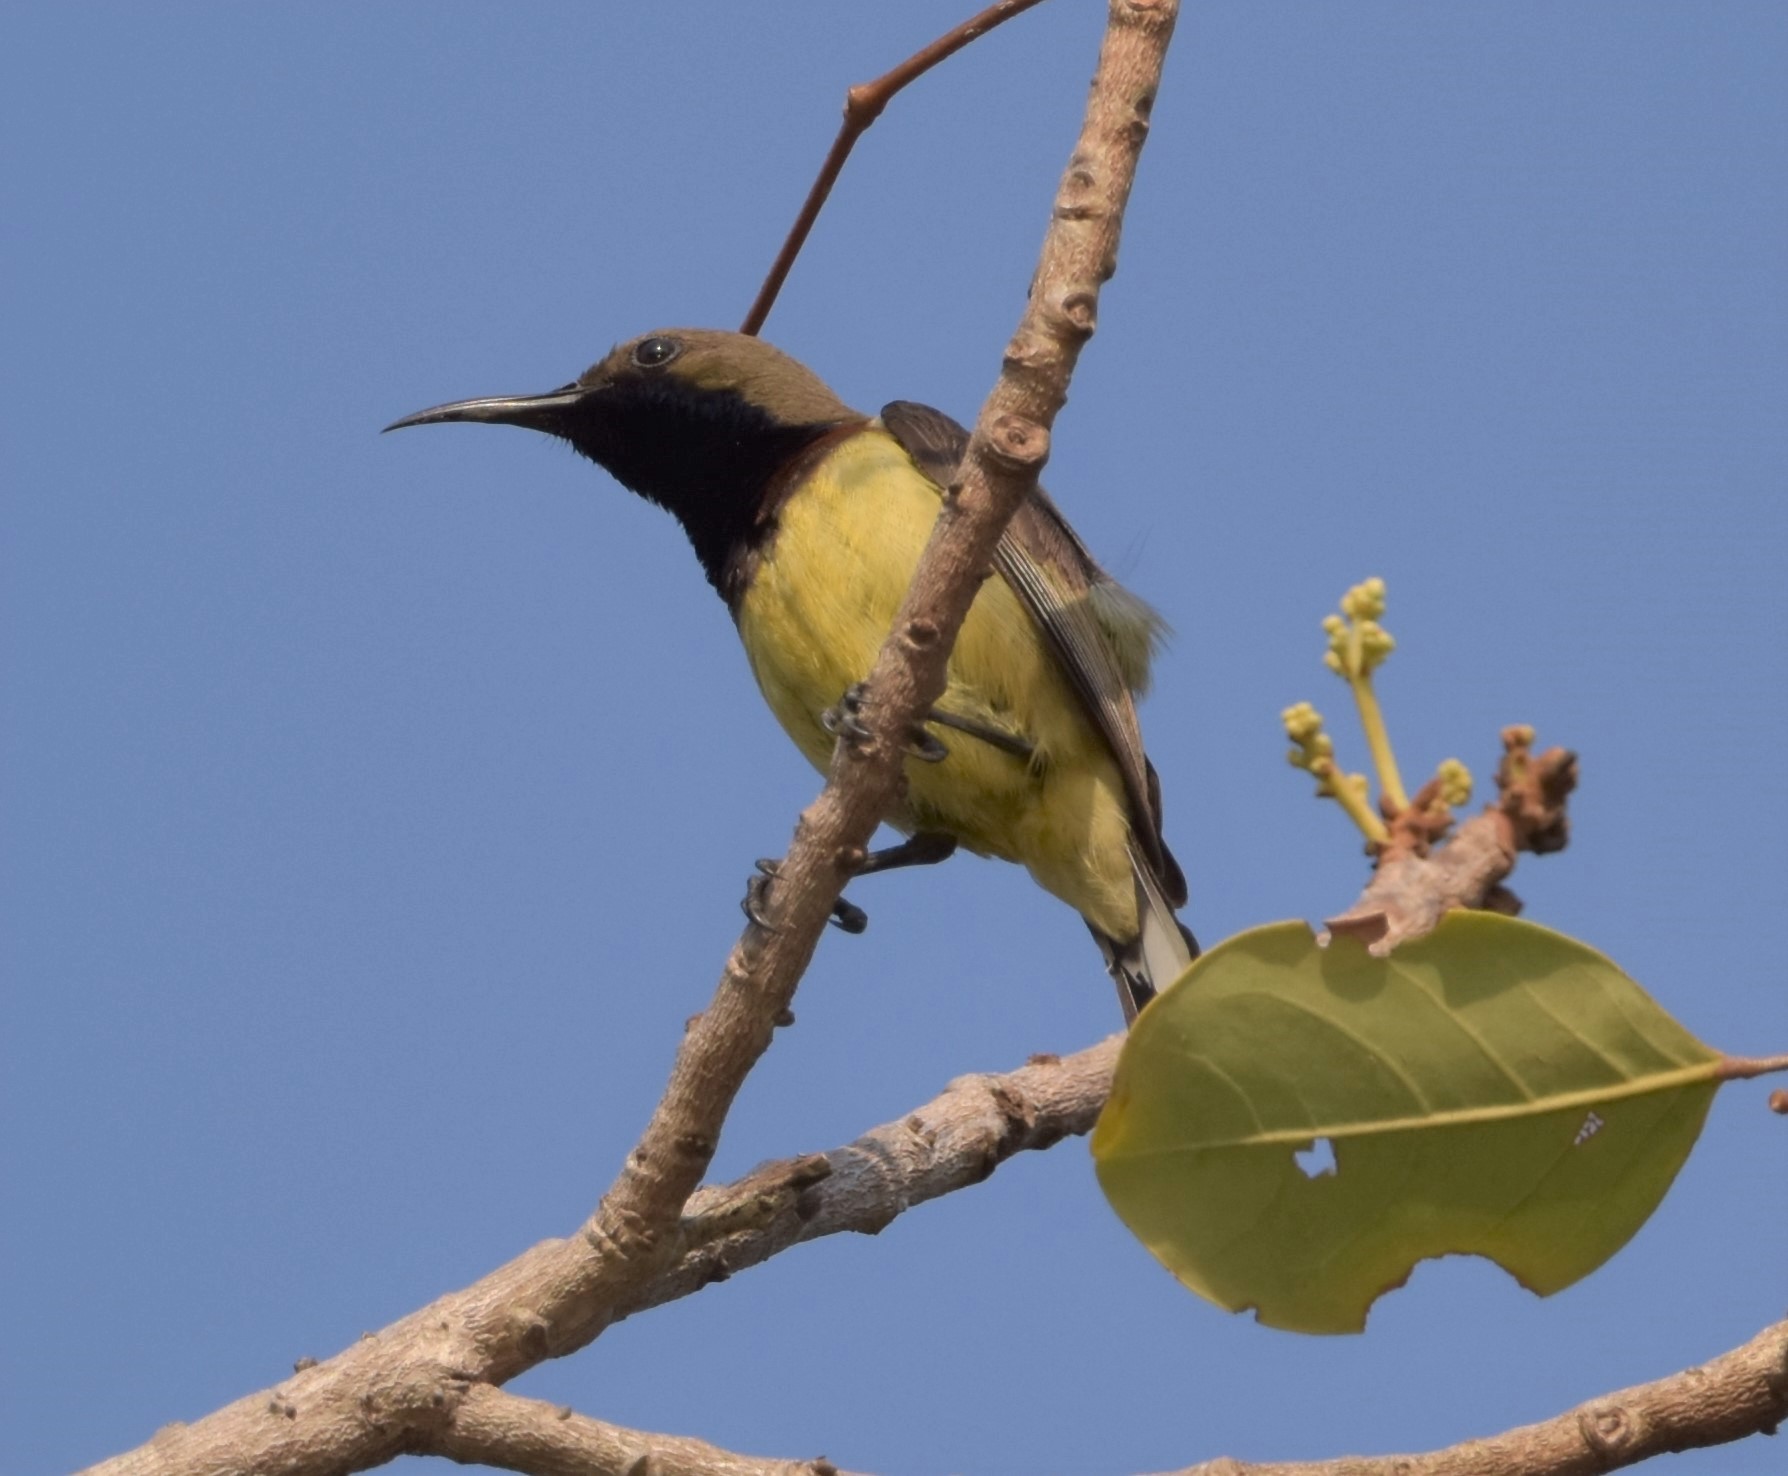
[740,0,1048,336]
[429,1318,1788,1476]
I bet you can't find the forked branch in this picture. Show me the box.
[740,0,1049,336]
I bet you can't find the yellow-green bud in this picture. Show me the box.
[1437,758,1473,807]
[1356,621,1396,673]
[1341,576,1387,622]
[1281,702,1324,742]
[1283,702,1335,779]
[1322,586,1397,681]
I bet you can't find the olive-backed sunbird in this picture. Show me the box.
[388,329,1195,1021]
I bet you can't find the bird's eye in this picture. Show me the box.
[631,336,683,370]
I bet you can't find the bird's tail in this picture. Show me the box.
[1092,845,1198,1025]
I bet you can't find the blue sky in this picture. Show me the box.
[4,4,1784,1472]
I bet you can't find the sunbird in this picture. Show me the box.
[388,330,1194,1020]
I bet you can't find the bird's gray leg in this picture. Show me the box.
[853,830,959,877]
[924,708,1033,761]
[746,831,958,935]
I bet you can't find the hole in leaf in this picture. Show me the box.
[1295,1138,1337,1179]
[1573,1111,1605,1146]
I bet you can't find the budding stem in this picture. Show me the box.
[1352,671,1408,815]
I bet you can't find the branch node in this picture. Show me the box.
[1002,333,1055,374]
[843,82,885,128]
[986,1078,1038,1150]
[1054,159,1104,221]
[984,414,1050,470]
[1578,1401,1643,1457]
[1058,289,1099,337]
[509,1310,552,1357]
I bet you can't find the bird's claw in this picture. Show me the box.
[829,896,870,933]
[749,858,869,934]
[908,730,949,763]
[741,869,778,933]
[821,685,874,747]
[822,683,948,763]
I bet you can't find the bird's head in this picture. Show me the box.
[385,328,859,513]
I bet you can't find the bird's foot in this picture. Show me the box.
[741,868,778,933]
[822,683,948,763]
[746,858,869,934]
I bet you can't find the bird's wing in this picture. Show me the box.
[879,399,1183,903]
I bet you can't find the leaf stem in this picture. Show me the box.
[1715,1052,1788,1082]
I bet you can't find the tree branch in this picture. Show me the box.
[1325,726,1578,954]
[436,1384,859,1476]
[425,1320,1788,1476]
[75,5,1179,1472]
[619,1039,1123,1322]
[1163,1315,1788,1475]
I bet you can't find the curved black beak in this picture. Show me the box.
[383,384,586,435]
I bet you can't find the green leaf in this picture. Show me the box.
[1092,912,1751,1335]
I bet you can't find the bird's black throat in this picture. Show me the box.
[557,375,856,604]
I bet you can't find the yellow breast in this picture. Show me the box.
[734,428,1139,940]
